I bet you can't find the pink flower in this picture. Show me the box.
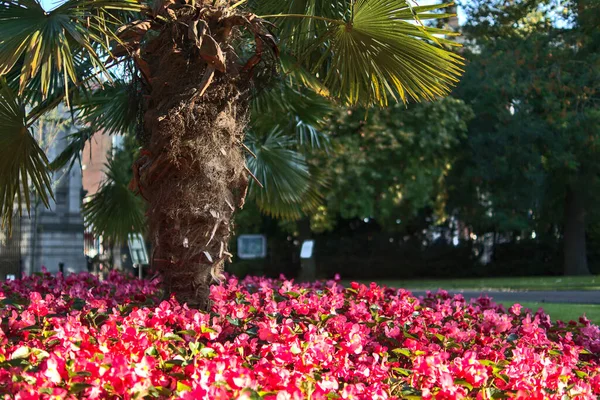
[0,270,598,399]
[509,303,523,315]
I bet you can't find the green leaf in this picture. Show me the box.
[251,75,333,150]
[164,359,185,367]
[48,126,94,171]
[200,347,217,358]
[258,0,463,106]
[75,80,140,136]
[506,333,519,342]
[69,382,92,394]
[163,333,184,342]
[0,0,143,100]
[454,378,473,390]
[392,367,412,376]
[82,148,146,245]
[0,79,53,232]
[245,128,324,220]
[11,346,30,359]
[392,348,411,357]
[403,331,417,340]
[575,370,588,379]
[177,330,197,336]
[176,381,192,393]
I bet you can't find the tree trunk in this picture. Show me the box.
[563,185,590,275]
[136,7,258,309]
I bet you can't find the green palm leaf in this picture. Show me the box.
[75,79,140,135]
[48,126,95,171]
[245,129,324,220]
[252,78,333,149]
[257,0,463,106]
[82,150,145,245]
[0,0,142,101]
[0,78,53,231]
[50,79,139,170]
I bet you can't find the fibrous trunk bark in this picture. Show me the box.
[137,7,254,309]
[563,185,590,276]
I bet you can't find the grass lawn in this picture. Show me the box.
[499,301,600,325]
[345,275,600,291]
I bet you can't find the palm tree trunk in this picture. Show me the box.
[144,82,249,309]
[138,13,252,309]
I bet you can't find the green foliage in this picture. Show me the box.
[251,78,332,150]
[255,0,463,106]
[245,128,325,220]
[0,0,464,239]
[82,145,146,245]
[0,0,141,101]
[312,97,473,231]
[0,0,141,231]
[75,79,140,136]
[0,79,52,230]
[451,0,600,235]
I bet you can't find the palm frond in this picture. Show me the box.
[245,128,324,220]
[252,78,333,149]
[253,0,350,56]
[48,127,95,171]
[75,79,139,135]
[82,150,145,245]
[0,78,52,231]
[279,52,330,96]
[258,0,463,106]
[0,0,142,101]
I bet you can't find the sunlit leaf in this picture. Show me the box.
[0,0,143,101]
[257,0,463,106]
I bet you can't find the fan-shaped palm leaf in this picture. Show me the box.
[50,79,139,170]
[0,0,142,102]
[48,126,95,171]
[252,79,333,149]
[82,150,145,245]
[245,129,324,220]
[75,79,139,135]
[0,78,52,231]
[256,0,463,106]
[279,52,330,96]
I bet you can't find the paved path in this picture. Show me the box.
[408,290,600,304]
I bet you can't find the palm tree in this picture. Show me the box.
[0,0,463,309]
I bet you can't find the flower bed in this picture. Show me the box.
[0,271,599,399]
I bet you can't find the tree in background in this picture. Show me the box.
[311,97,473,234]
[0,0,462,308]
[454,0,600,275]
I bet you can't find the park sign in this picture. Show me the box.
[237,234,267,259]
[300,240,314,259]
[127,233,149,265]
